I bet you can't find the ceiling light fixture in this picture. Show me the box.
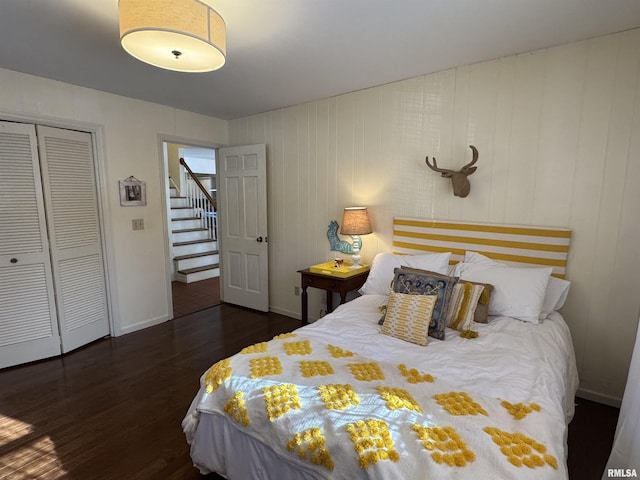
[119,0,226,73]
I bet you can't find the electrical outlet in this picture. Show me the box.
[132,218,144,231]
[294,286,300,296]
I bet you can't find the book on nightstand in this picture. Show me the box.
[309,261,369,278]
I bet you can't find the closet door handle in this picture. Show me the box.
[10,258,18,264]
[256,236,263,243]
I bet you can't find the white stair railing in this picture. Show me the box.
[180,158,217,241]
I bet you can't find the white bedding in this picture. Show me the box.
[183,294,579,479]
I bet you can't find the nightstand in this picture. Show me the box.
[297,267,369,324]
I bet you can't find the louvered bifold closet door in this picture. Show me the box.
[36,126,109,353]
[0,121,61,368]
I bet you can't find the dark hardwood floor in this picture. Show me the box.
[568,397,619,479]
[0,303,301,479]
[172,277,221,319]
[0,303,618,479]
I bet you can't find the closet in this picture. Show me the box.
[0,121,109,369]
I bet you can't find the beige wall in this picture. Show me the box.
[229,28,640,405]
[2,27,638,406]
[0,67,229,336]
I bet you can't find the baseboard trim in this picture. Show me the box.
[576,387,621,408]
[118,314,170,336]
[269,306,301,321]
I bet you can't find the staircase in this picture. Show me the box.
[170,186,219,283]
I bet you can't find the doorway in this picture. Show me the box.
[163,141,221,318]
[161,140,269,317]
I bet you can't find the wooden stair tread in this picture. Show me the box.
[173,238,216,247]
[172,227,209,233]
[171,216,200,221]
[173,250,219,261]
[178,264,219,275]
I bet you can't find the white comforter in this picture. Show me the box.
[183,294,579,480]
[301,295,579,425]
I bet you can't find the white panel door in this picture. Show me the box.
[36,126,109,353]
[0,121,61,368]
[218,144,268,311]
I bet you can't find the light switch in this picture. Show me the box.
[132,218,144,231]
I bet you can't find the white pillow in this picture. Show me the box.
[359,252,452,296]
[540,276,571,318]
[462,251,569,320]
[454,252,552,323]
[462,251,497,265]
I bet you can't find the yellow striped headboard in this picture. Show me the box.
[392,218,571,278]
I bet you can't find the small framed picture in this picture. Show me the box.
[119,176,146,206]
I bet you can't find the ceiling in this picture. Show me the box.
[2,1,640,120]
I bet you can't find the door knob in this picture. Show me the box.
[256,236,263,243]
[10,258,18,264]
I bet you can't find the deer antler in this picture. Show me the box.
[461,145,479,172]
[425,156,453,175]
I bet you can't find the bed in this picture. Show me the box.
[182,218,578,479]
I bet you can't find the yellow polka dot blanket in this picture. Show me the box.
[185,333,567,479]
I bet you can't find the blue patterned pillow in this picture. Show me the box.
[390,267,459,340]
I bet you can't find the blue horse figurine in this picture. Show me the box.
[327,220,359,254]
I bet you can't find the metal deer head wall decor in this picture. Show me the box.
[425,145,479,198]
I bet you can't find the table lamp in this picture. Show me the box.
[340,207,372,269]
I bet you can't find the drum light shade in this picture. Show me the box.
[340,207,372,236]
[119,0,226,73]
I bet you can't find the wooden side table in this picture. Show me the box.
[297,268,369,324]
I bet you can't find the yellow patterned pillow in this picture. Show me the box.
[446,281,485,332]
[380,292,436,346]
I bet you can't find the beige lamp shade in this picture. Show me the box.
[119,0,226,73]
[340,207,372,235]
